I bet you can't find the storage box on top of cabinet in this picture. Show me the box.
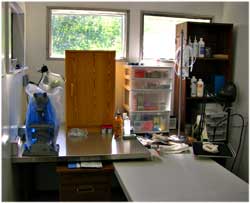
[123,64,174,133]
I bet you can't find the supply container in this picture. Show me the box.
[198,38,205,57]
[101,125,113,135]
[190,76,197,97]
[193,36,199,57]
[130,111,170,133]
[125,65,172,79]
[123,116,131,135]
[113,110,123,138]
[125,78,172,90]
[127,91,171,111]
[197,78,204,97]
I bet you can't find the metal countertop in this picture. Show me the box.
[11,127,150,163]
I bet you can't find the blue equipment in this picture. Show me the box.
[24,92,59,156]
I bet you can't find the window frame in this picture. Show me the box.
[140,11,213,60]
[46,6,130,61]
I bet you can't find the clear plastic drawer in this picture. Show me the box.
[125,78,172,90]
[130,111,170,133]
[124,90,171,112]
[125,66,173,80]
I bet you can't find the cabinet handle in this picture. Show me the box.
[71,83,74,97]
[75,185,95,193]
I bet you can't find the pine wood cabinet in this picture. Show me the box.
[65,50,115,133]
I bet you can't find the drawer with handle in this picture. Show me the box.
[60,183,110,201]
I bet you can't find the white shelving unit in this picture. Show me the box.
[123,63,174,133]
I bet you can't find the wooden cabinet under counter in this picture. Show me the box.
[56,163,114,201]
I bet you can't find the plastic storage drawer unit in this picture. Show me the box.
[123,63,174,133]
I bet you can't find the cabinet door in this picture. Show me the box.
[65,51,115,133]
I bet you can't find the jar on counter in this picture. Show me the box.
[113,110,123,138]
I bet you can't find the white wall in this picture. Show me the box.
[221,2,249,183]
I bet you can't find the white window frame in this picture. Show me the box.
[47,7,129,60]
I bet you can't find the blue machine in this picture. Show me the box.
[24,92,59,156]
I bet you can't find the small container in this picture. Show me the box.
[101,125,113,135]
[197,78,204,97]
[190,76,197,97]
[107,128,112,134]
[101,127,106,135]
[113,110,123,138]
[124,116,131,135]
[193,36,199,57]
[198,38,205,58]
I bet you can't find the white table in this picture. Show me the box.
[114,149,248,201]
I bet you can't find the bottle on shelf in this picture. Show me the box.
[198,38,205,58]
[190,76,197,97]
[193,36,199,57]
[113,109,123,138]
[188,36,193,47]
[197,78,204,97]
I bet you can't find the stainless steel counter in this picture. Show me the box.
[11,127,150,163]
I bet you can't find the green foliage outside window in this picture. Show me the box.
[51,13,124,58]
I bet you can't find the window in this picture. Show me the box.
[141,12,211,60]
[47,8,128,59]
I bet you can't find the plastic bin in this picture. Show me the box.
[130,111,170,133]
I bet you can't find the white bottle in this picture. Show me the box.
[122,112,127,120]
[124,116,131,135]
[197,78,204,97]
[193,36,199,57]
[190,76,197,97]
[198,38,205,58]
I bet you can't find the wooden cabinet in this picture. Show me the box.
[174,22,233,129]
[65,50,115,133]
[56,163,114,201]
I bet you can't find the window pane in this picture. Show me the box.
[143,15,210,60]
[50,9,127,59]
